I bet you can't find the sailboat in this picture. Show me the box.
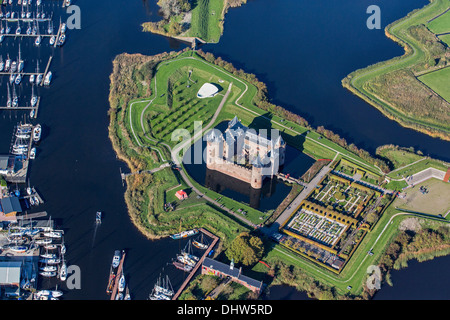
[18,45,24,72]
[6,83,12,108]
[34,20,41,46]
[30,85,37,107]
[12,84,18,108]
[59,258,67,281]
[193,233,208,250]
[154,274,174,298]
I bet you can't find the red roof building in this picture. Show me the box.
[175,190,188,200]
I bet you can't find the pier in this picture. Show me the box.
[109,251,126,300]
[0,97,41,119]
[172,228,219,300]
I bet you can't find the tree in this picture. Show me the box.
[225,232,264,266]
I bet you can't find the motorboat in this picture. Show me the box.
[39,265,57,272]
[96,211,102,224]
[49,35,55,46]
[57,34,65,47]
[29,148,36,159]
[33,124,41,142]
[39,271,56,277]
[9,245,28,253]
[43,231,62,238]
[112,250,121,269]
[43,71,52,86]
[40,253,57,259]
[39,258,61,265]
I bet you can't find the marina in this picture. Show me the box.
[0,217,68,300]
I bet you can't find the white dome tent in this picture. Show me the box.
[197,83,219,99]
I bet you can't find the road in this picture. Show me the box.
[261,163,333,237]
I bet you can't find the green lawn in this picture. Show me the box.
[428,9,450,33]
[418,66,450,103]
[439,34,450,46]
[189,0,225,43]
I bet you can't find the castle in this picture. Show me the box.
[205,116,286,189]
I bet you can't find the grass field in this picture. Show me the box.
[188,0,225,43]
[439,34,450,45]
[395,178,450,216]
[428,9,450,33]
[418,66,450,102]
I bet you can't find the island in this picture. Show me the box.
[108,47,450,300]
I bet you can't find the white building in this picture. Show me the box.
[197,83,219,99]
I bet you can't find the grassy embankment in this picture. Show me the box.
[342,0,450,141]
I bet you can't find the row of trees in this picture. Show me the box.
[157,0,191,19]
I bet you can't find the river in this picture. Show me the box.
[0,0,448,300]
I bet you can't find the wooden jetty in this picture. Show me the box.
[172,228,219,300]
[110,251,126,300]
[40,55,53,86]
[16,211,48,220]
[0,97,41,119]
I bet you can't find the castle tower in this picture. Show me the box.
[251,155,264,189]
[205,129,222,169]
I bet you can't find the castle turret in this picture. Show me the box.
[251,155,264,189]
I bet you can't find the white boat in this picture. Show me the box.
[118,274,125,293]
[31,86,37,106]
[39,271,56,277]
[33,124,41,142]
[34,35,41,46]
[43,231,62,238]
[29,74,35,83]
[43,71,52,86]
[40,265,57,272]
[35,238,52,245]
[9,245,28,253]
[57,34,65,47]
[49,35,55,46]
[112,250,121,269]
[96,211,102,224]
[5,56,11,71]
[59,261,67,281]
[9,73,16,85]
[14,73,22,85]
[39,258,61,265]
[40,253,56,259]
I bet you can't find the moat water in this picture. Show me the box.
[0,0,448,300]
